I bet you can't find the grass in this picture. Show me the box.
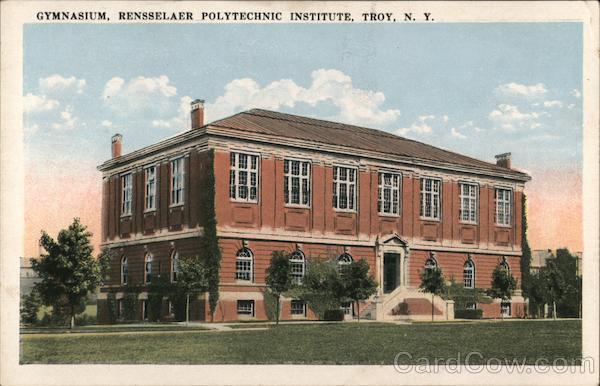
[20,319,581,365]
[21,324,210,334]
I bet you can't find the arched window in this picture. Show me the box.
[121,256,128,285]
[424,254,438,271]
[290,250,306,285]
[337,252,353,272]
[171,251,179,282]
[235,247,253,282]
[499,257,510,272]
[144,254,153,284]
[463,258,475,289]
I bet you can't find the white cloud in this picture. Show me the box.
[496,82,547,98]
[39,74,86,94]
[570,89,581,98]
[205,69,401,127]
[543,100,563,108]
[443,115,449,123]
[396,115,435,136]
[450,127,466,139]
[102,75,178,115]
[23,93,59,113]
[567,103,576,110]
[488,104,545,130]
[101,120,113,128]
[51,105,77,130]
[151,96,193,130]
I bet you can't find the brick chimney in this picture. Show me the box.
[111,134,123,158]
[495,152,511,169]
[190,99,205,129]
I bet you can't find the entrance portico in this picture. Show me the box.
[376,233,410,296]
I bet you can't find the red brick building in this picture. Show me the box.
[97,100,530,322]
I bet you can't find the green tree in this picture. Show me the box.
[541,259,565,319]
[20,289,42,325]
[290,259,344,320]
[31,218,105,329]
[553,248,581,318]
[419,266,446,321]
[444,278,492,311]
[488,265,517,319]
[520,194,533,300]
[265,251,293,325]
[526,271,547,318]
[174,255,209,325]
[147,274,173,322]
[339,259,377,322]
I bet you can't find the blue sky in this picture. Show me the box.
[24,22,582,171]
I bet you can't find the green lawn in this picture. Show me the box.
[20,320,581,365]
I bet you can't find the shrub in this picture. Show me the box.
[454,308,483,319]
[106,292,118,324]
[20,290,42,325]
[75,313,96,326]
[123,291,139,321]
[323,309,345,321]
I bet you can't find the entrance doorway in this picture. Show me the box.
[383,253,400,293]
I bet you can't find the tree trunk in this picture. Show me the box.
[553,301,557,320]
[70,305,75,330]
[186,294,190,326]
[275,296,280,326]
[356,300,360,323]
[431,293,434,322]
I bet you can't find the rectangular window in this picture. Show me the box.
[341,302,353,316]
[459,183,478,223]
[284,159,311,207]
[501,301,511,317]
[121,173,132,215]
[237,300,255,316]
[420,178,441,220]
[230,152,259,202]
[144,166,156,211]
[291,300,306,316]
[333,166,357,211]
[378,172,401,215]
[495,188,512,226]
[170,157,184,205]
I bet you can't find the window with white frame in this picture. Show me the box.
[144,166,157,211]
[230,152,259,202]
[235,247,253,282]
[341,302,353,316]
[465,302,476,310]
[459,183,478,223]
[463,259,475,289]
[291,300,306,316]
[237,300,254,316]
[424,255,438,271]
[170,157,184,205]
[171,251,179,282]
[501,301,511,317]
[500,258,510,272]
[333,166,357,211]
[142,300,148,320]
[117,299,124,319]
[420,178,441,220]
[290,250,306,285]
[495,188,512,226]
[337,252,353,273]
[378,172,401,215]
[121,173,132,215]
[144,254,153,284]
[284,159,311,206]
[120,256,128,285]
